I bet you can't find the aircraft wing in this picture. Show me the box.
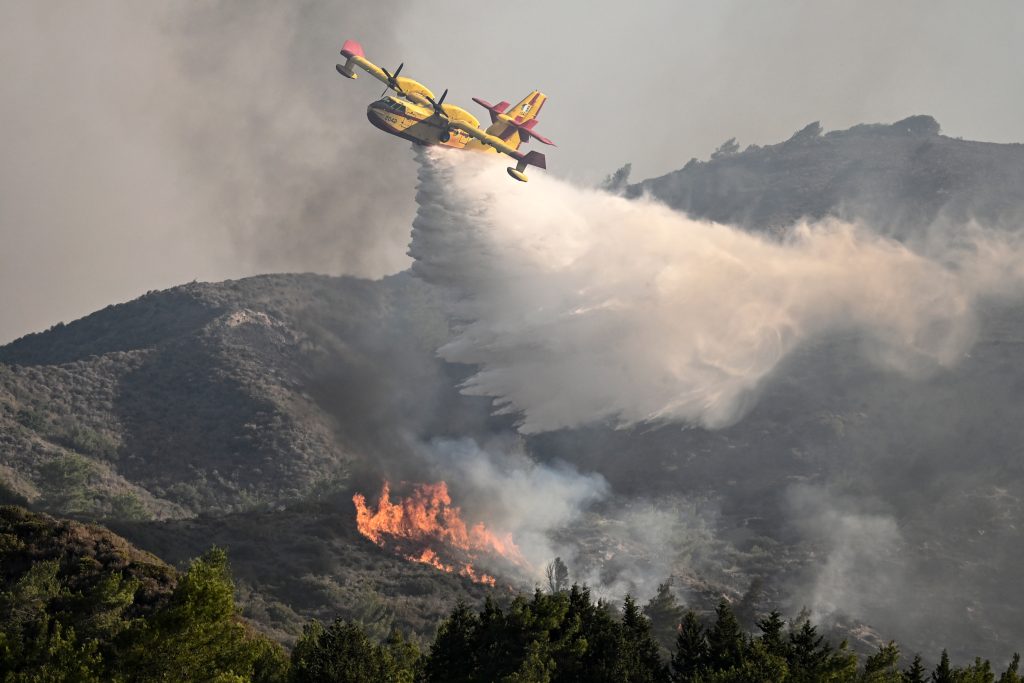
[337,39,435,102]
[448,120,519,157]
[450,120,547,181]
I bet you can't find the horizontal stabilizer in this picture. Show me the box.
[517,125,555,146]
[472,97,510,124]
[506,150,547,182]
[523,150,546,170]
[514,150,547,170]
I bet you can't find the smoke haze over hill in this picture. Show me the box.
[410,148,1024,432]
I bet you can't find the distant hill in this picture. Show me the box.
[626,115,1024,236]
[0,273,488,519]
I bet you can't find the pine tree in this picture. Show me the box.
[756,611,788,661]
[384,628,421,683]
[424,601,480,683]
[903,654,927,683]
[961,656,995,683]
[620,594,670,683]
[999,653,1022,683]
[931,649,954,683]
[120,547,271,682]
[288,618,398,682]
[561,585,624,682]
[787,618,832,682]
[706,599,745,672]
[643,582,685,656]
[671,610,708,682]
[863,641,901,681]
[738,638,790,683]
[472,596,513,682]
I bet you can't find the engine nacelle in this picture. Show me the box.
[394,76,434,103]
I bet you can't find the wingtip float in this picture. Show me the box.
[336,39,554,182]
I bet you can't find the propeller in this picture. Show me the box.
[425,89,453,141]
[379,62,404,96]
[425,89,449,121]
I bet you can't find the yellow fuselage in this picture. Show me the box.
[366,96,488,151]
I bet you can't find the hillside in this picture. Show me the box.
[626,115,1024,236]
[2,116,1024,662]
[0,273,504,643]
[0,504,175,613]
[0,273,479,519]
[107,504,496,644]
[0,505,294,680]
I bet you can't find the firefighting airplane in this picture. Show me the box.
[336,39,553,182]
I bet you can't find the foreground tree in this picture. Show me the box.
[644,582,685,656]
[120,547,288,682]
[999,653,1022,683]
[289,618,414,683]
[861,641,900,682]
[620,595,670,683]
[423,601,480,683]
[931,650,954,683]
[706,600,745,672]
[671,610,708,682]
[757,611,788,661]
[902,653,927,683]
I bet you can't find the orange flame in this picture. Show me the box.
[353,481,518,586]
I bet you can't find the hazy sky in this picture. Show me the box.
[2,1,1023,343]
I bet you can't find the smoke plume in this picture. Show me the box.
[0,1,415,343]
[417,436,609,576]
[410,148,1024,433]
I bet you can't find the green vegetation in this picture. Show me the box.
[109,506,493,645]
[255,590,1024,682]
[38,453,96,514]
[0,506,286,682]
[2,506,1021,682]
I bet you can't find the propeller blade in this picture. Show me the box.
[427,89,449,116]
[380,64,405,97]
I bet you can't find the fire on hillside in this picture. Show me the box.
[353,481,526,586]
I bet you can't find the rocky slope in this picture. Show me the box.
[627,115,1024,236]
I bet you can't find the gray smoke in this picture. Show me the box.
[786,484,905,626]
[415,435,609,578]
[409,147,1024,433]
[418,436,734,600]
[0,1,414,343]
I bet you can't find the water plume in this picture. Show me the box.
[409,148,1024,433]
